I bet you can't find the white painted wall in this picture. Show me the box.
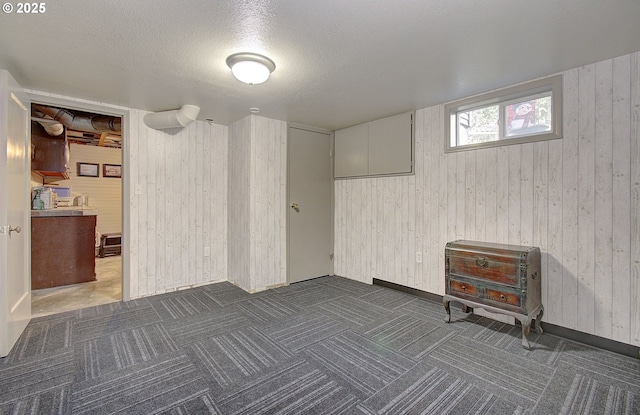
[334,51,640,347]
[228,115,287,292]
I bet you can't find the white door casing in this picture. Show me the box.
[288,126,332,284]
[0,70,31,357]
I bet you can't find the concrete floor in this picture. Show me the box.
[31,255,122,318]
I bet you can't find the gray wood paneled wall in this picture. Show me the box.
[228,115,287,292]
[127,110,229,298]
[334,51,640,347]
[228,116,252,290]
[248,116,287,291]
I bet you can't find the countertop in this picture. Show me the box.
[31,206,98,217]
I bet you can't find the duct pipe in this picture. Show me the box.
[143,105,200,130]
[31,111,65,136]
[32,104,121,133]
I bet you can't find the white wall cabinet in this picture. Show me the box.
[334,112,413,178]
[334,123,369,177]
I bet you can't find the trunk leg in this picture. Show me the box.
[443,298,451,323]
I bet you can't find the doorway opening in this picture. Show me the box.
[29,102,124,317]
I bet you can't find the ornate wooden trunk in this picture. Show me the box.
[443,240,544,349]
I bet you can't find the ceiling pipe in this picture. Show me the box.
[31,108,65,136]
[33,104,121,134]
[143,105,200,130]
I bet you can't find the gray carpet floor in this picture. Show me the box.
[1,276,639,414]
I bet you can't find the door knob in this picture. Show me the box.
[290,202,299,212]
[8,225,21,238]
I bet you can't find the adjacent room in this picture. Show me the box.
[30,104,123,317]
[1,1,639,413]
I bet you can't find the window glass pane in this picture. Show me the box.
[457,105,499,145]
[445,75,562,152]
[505,94,552,137]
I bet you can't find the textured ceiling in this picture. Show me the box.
[1,0,639,130]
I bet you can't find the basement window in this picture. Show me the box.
[445,75,562,152]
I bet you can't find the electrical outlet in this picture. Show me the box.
[204,247,211,257]
[416,252,422,263]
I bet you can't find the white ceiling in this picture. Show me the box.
[1,0,639,130]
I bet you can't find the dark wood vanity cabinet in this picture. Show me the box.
[31,215,96,289]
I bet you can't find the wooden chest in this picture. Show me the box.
[443,240,544,349]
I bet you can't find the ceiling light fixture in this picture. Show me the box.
[226,52,276,85]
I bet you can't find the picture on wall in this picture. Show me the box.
[103,164,121,178]
[77,162,99,177]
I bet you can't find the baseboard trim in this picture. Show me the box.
[373,278,443,303]
[373,278,640,359]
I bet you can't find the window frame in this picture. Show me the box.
[444,74,562,153]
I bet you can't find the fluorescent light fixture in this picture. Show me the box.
[226,52,276,85]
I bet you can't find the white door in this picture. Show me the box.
[0,70,31,357]
[288,126,332,284]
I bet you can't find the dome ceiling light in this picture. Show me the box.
[226,52,276,85]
